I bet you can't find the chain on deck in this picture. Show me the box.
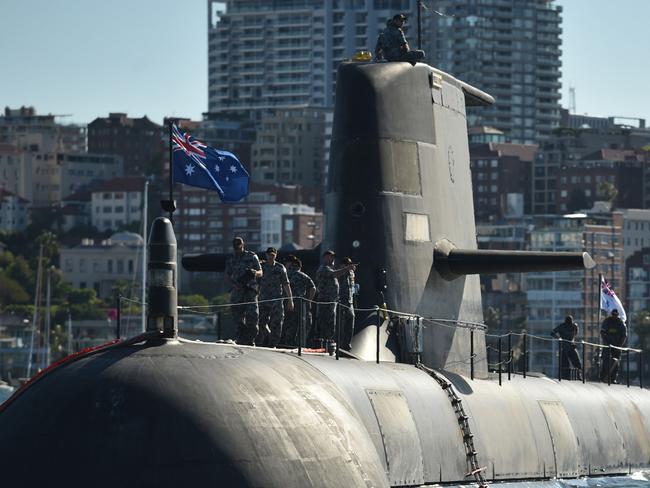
[415,363,487,488]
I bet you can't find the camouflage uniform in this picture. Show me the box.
[257,261,290,347]
[316,264,339,341]
[282,268,316,347]
[376,19,424,65]
[338,268,355,350]
[225,250,262,345]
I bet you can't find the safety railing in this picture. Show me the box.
[484,330,643,388]
[115,295,645,387]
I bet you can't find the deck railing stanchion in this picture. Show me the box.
[376,306,381,364]
[470,329,474,380]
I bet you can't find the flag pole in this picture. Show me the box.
[161,119,177,221]
[597,272,603,335]
[168,120,173,221]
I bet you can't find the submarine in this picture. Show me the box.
[1,62,649,488]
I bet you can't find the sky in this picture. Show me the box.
[1,0,649,126]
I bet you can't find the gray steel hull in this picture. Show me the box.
[1,340,649,487]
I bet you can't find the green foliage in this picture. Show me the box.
[65,303,105,321]
[0,249,14,269]
[35,231,60,267]
[179,294,209,307]
[110,280,130,299]
[0,274,30,305]
[66,288,98,305]
[211,293,230,305]
[596,181,618,204]
[6,255,34,291]
[3,304,35,316]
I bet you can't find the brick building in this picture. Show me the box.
[175,182,321,255]
[88,113,164,176]
[557,149,645,213]
[469,136,536,222]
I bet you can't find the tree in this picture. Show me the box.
[211,293,230,305]
[35,231,60,268]
[179,294,210,307]
[67,288,98,305]
[110,280,129,299]
[0,274,30,307]
[597,181,618,205]
[6,256,34,293]
[0,249,14,270]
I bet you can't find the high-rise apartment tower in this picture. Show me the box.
[207,0,418,119]
[427,0,562,143]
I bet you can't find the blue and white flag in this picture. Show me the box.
[600,276,627,322]
[171,124,249,202]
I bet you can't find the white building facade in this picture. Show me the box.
[60,232,144,299]
[0,189,28,233]
[91,177,145,232]
[260,203,318,249]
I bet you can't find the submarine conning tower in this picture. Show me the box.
[325,62,593,377]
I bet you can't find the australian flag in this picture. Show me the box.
[171,123,249,202]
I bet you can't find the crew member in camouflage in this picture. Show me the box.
[375,13,424,66]
[315,250,356,343]
[281,255,316,347]
[257,247,294,347]
[225,237,263,345]
[338,257,356,350]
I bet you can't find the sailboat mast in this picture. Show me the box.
[141,179,148,333]
[26,245,43,378]
[44,266,52,368]
[67,311,72,355]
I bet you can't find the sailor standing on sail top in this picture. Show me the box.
[375,14,425,66]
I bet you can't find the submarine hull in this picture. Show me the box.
[1,341,649,487]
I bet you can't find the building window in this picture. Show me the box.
[108,259,113,273]
[117,260,124,273]
[233,217,247,227]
